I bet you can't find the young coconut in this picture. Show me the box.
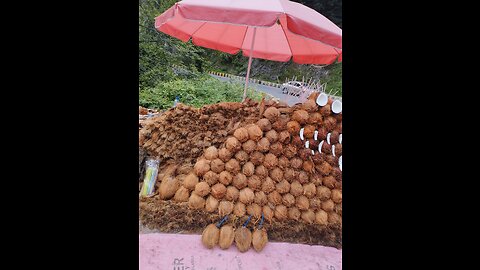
[219,224,235,250]
[252,214,268,252]
[234,127,249,143]
[219,171,233,185]
[225,186,240,201]
[235,216,253,252]
[204,146,219,160]
[205,195,219,212]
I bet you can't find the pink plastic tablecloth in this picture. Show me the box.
[140,233,341,270]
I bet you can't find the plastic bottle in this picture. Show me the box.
[173,96,179,107]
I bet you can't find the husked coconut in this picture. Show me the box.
[211,183,227,199]
[233,173,248,189]
[234,202,246,216]
[278,130,291,144]
[205,195,219,212]
[252,228,268,252]
[225,137,241,152]
[287,121,301,134]
[194,159,210,177]
[276,180,291,194]
[183,173,199,190]
[301,209,316,224]
[235,227,252,253]
[256,138,270,153]
[291,110,308,124]
[283,168,297,182]
[290,157,303,169]
[289,181,303,197]
[283,145,297,159]
[188,193,205,209]
[218,148,233,162]
[322,176,337,189]
[263,205,274,222]
[263,153,278,169]
[239,187,255,204]
[225,159,241,173]
[296,195,310,210]
[328,212,342,225]
[254,165,268,178]
[235,150,249,164]
[219,225,235,249]
[282,193,295,207]
[303,183,316,198]
[298,171,309,184]
[315,210,328,225]
[274,205,288,221]
[247,124,263,141]
[316,186,332,201]
[201,224,219,249]
[269,167,284,182]
[234,127,249,143]
[242,139,257,153]
[263,106,280,122]
[173,186,190,202]
[247,175,262,191]
[261,177,276,193]
[278,156,290,168]
[210,158,225,173]
[218,200,234,216]
[203,171,219,186]
[246,203,262,218]
[269,142,283,156]
[242,162,255,176]
[288,207,301,221]
[219,171,233,185]
[268,190,282,205]
[322,199,335,212]
[204,146,218,160]
[159,175,180,200]
[331,189,342,203]
[265,130,278,143]
[250,151,265,166]
[254,191,268,206]
[225,186,240,201]
[256,118,272,132]
[194,182,210,197]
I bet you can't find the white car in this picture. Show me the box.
[281,81,309,96]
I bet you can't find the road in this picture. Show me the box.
[211,74,300,106]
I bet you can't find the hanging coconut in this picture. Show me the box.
[261,177,276,193]
[256,118,272,132]
[205,195,219,212]
[219,171,233,185]
[219,225,235,250]
[201,224,220,249]
[204,146,219,160]
[233,173,248,189]
[218,148,233,162]
[225,137,242,152]
[183,173,199,190]
[250,151,265,166]
[234,127,249,143]
[282,193,296,207]
[219,201,234,216]
[225,159,241,174]
[242,139,257,153]
[203,171,219,186]
[188,193,205,209]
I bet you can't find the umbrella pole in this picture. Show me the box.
[243,27,257,102]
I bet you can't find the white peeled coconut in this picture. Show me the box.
[339,156,342,171]
[332,100,342,114]
[316,93,328,106]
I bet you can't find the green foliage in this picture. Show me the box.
[323,63,342,96]
[139,75,261,109]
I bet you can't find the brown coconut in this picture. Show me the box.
[256,138,270,153]
[278,156,290,169]
[331,189,342,203]
[242,162,255,176]
[309,197,322,210]
[225,137,242,152]
[203,171,219,186]
[303,125,316,139]
[247,175,262,191]
[317,126,328,141]
[310,173,323,186]
[268,190,283,205]
[252,228,268,252]
[312,152,324,165]
[302,99,318,113]
[159,175,180,200]
[183,173,199,190]
[298,148,312,161]
[303,183,317,198]
[322,176,337,189]
[254,165,268,178]
[274,205,288,221]
[218,201,234,216]
[173,186,190,202]
[188,193,205,209]
[210,158,225,173]
[315,210,328,225]
[265,130,278,143]
[298,171,309,184]
[290,158,303,169]
[321,141,332,155]
[296,195,310,210]
[334,112,342,122]
[233,173,248,189]
[250,151,265,166]
[234,127,249,143]
[246,203,262,219]
[307,112,323,125]
[319,104,331,116]
[334,144,342,156]
[234,202,246,216]
[301,209,316,224]
[235,227,252,253]
[239,187,255,204]
[302,160,315,173]
[282,193,296,207]
[261,177,276,193]
[290,181,303,197]
[256,118,272,132]
[219,225,235,250]
[225,186,240,201]
[235,150,249,164]
[309,139,320,150]
[288,207,301,221]
[330,130,340,144]
[335,203,342,215]
[322,199,335,212]
[291,110,309,124]
[262,206,274,222]
[317,186,332,201]
[278,130,291,144]
[269,142,283,156]
[263,153,278,169]
[286,121,301,134]
[225,159,241,173]
[283,168,297,182]
[324,116,337,132]
[254,191,268,206]
[247,124,263,141]
[218,148,233,162]
[201,224,219,249]
[317,161,332,176]
[211,183,227,199]
[334,122,342,133]
[283,145,297,159]
[263,106,280,122]
[328,212,342,225]
[269,167,284,182]
[205,195,219,212]
[194,182,210,197]
[204,146,218,160]
[194,159,210,177]
[242,139,257,153]
[219,171,233,185]
[276,180,291,194]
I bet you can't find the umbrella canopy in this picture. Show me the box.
[155,0,342,99]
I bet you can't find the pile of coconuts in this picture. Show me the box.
[141,94,342,251]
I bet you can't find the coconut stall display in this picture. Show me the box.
[139,93,342,250]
